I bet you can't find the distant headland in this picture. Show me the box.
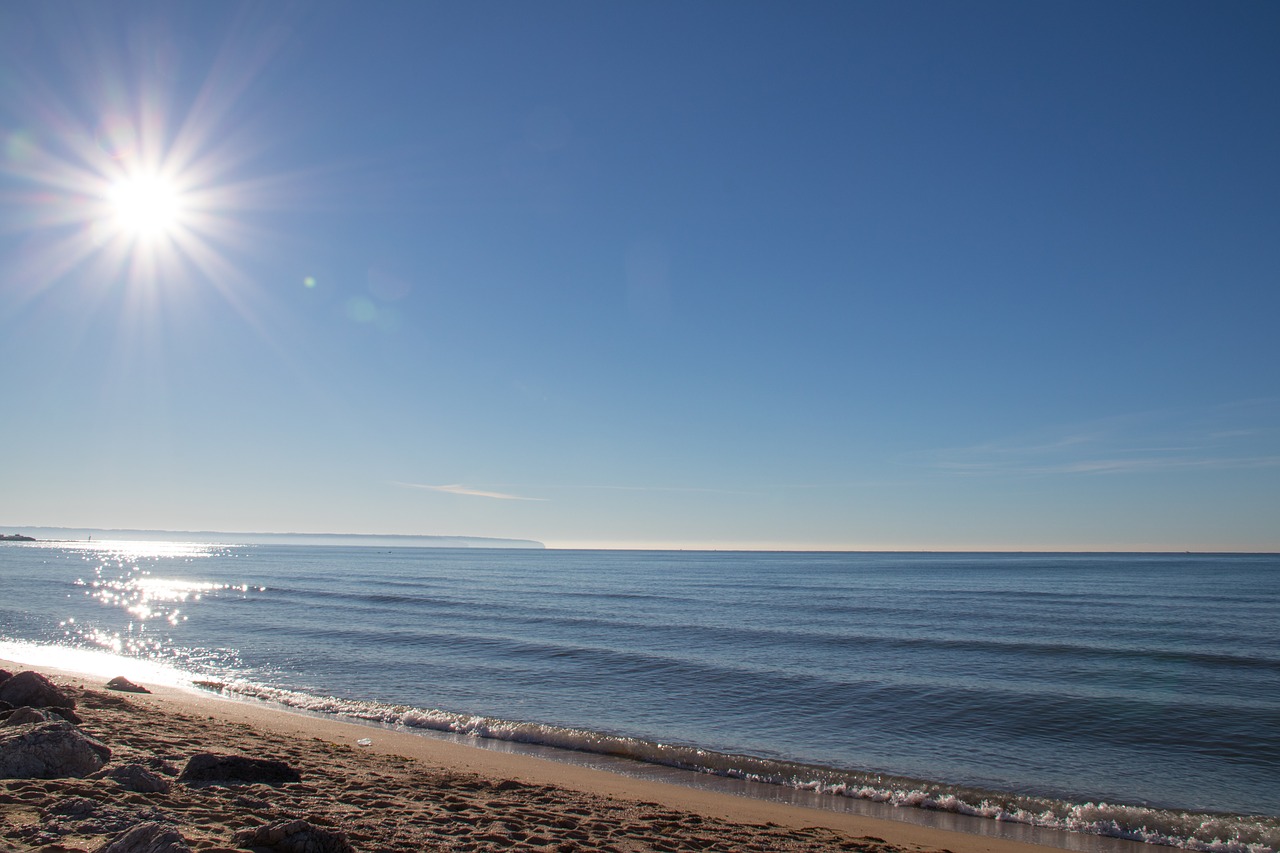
[0,527,543,549]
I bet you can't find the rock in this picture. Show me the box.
[139,755,181,776]
[106,676,151,694]
[191,680,225,693]
[50,795,100,818]
[55,706,84,724]
[0,669,12,685]
[97,762,172,793]
[178,753,301,786]
[231,819,354,853]
[2,706,60,726]
[0,721,112,778]
[0,670,77,711]
[96,821,193,853]
[40,794,168,840]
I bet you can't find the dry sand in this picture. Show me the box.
[1,661,1066,853]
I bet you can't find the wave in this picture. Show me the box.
[212,679,1278,853]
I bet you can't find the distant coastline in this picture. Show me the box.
[0,526,544,549]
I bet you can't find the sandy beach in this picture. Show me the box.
[0,660,1080,853]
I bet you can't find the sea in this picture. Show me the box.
[0,539,1276,853]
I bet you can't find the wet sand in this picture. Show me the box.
[1,661,1063,853]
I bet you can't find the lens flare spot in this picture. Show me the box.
[5,129,38,163]
[345,296,377,323]
[94,117,140,160]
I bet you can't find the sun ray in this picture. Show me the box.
[0,7,309,311]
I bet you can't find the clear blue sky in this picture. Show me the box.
[2,1,1277,550]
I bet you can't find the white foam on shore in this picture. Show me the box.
[213,679,1278,853]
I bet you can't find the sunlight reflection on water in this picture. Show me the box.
[56,539,224,560]
[50,539,264,659]
[79,576,252,624]
[0,639,193,687]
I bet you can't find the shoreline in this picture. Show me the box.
[209,683,1161,853]
[1,658,1086,853]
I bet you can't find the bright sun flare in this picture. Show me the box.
[107,173,184,238]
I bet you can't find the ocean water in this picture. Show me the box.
[1,541,1277,852]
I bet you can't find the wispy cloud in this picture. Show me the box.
[396,482,547,502]
[1026,455,1280,475]
[556,484,758,495]
[487,482,895,496]
[922,402,1280,478]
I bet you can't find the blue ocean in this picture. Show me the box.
[1,540,1277,852]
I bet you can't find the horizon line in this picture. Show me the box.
[1,525,1276,555]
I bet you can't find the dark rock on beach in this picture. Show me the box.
[96,821,194,853]
[139,754,181,776]
[0,720,112,778]
[232,819,355,853]
[106,675,152,694]
[40,794,171,842]
[2,705,61,726]
[0,669,77,711]
[96,761,174,793]
[191,680,225,693]
[179,752,302,786]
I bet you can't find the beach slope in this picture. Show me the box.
[1,662,1060,853]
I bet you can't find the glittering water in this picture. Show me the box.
[1,541,1277,851]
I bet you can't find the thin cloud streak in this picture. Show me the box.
[505,483,890,495]
[474,483,760,496]
[1039,455,1280,475]
[396,483,547,502]
[935,455,1280,476]
[493,481,902,496]
[553,484,757,495]
[923,403,1280,478]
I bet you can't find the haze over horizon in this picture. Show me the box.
[6,524,1280,554]
[2,2,1277,552]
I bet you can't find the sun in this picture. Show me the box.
[1,13,298,315]
[106,172,185,239]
